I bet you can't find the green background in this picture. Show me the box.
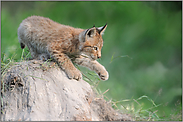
[1,1,182,120]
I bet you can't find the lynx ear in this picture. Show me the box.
[85,27,96,38]
[79,27,97,43]
[97,23,107,35]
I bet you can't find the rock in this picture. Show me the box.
[1,60,132,121]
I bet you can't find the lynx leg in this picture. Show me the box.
[74,56,109,81]
[50,51,82,80]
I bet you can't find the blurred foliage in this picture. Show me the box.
[1,1,182,120]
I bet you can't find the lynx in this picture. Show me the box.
[18,16,109,81]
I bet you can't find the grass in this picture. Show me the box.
[82,75,161,121]
[80,66,161,121]
[85,80,160,121]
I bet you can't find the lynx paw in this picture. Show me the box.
[98,68,109,81]
[65,68,82,81]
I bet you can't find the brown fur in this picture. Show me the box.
[17,16,108,80]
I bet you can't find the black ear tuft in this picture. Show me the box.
[97,23,107,35]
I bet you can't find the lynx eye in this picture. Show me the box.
[93,46,98,51]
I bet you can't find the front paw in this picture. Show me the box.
[98,68,109,81]
[65,68,82,81]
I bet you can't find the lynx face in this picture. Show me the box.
[79,24,107,60]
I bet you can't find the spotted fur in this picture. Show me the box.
[18,16,108,81]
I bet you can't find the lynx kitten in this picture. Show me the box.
[18,16,109,81]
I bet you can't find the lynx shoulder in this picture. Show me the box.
[18,15,109,81]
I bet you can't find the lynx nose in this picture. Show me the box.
[97,55,101,59]
[97,52,101,59]
[97,53,101,59]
